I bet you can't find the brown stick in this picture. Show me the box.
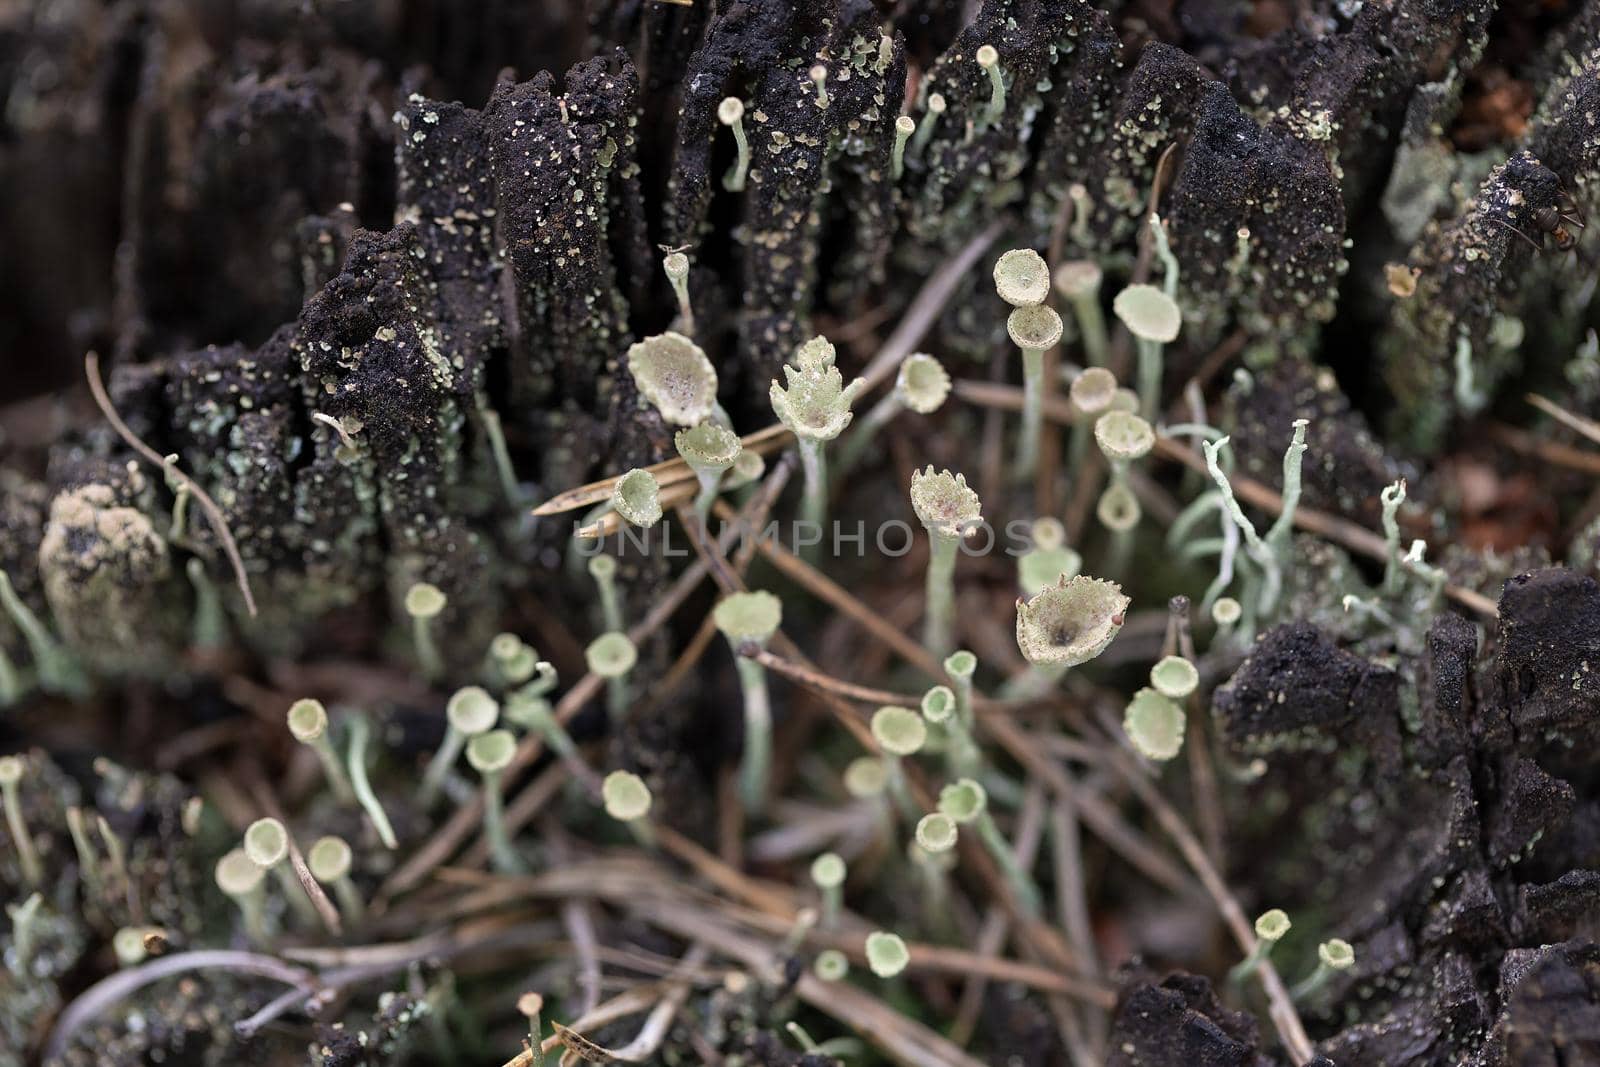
[85,352,258,616]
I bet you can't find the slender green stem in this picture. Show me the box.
[692,469,721,525]
[0,643,17,706]
[480,770,522,874]
[1019,346,1045,477]
[0,570,87,698]
[1136,337,1163,422]
[269,863,318,926]
[1229,939,1272,986]
[836,392,900,476]
[185,559,227,650]
[418,726,465,808]
[592,566,623,634]
[797,438,829,533]
[910,96,944,157]
[412,615,444,683]
[820,882,842,929]
[479,405,522,506]
[923,533,959,656]
[332,876,365,923]
[1290,961,1334,1002]
[6,893,41,974]
[975,811,1042,916]
[606,675,630,725]
[1,780,41,886]
[1069,293,1108,367]
[913,851,955,940]
[941,716,983,781]
[310,734,357,804]
[65,808,101,899]
[623,816,657,850]
[883,755,919,824]
[981,62,1006,128]
[735,657,772,817]
[346,716,398,849]
[724,117,750,192]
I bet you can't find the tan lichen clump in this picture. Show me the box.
[1015,575,1130,668]
[627,332,719,426]
[38,483,173,672]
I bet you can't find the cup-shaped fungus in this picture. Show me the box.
[1123,687,1186,761]
[466,729,521,873]
[403,582,447,682]
[923,684,980,778]
[286,698,356,804]
[943,650,977,728]
[866,930,910,978]
[662,253,693,335]
[899,354,953,414]
[910,467,983,656]
[1068,366,1119,468]
[602,769,655,848]
[307,835,364,923]
[585,632,638,726]
[915,813,958,854]
[718,97,750,191]
[770,336,866,529]
[1007,304,1065,477]
[1070,367,1117,417]
[1094,411,1154,535]
[1054,261,1108,366]
[1230,908,1290,984]
[975,44,1005,127]
[810,851,846,927]
[419,685,500,807]
[630,332,720,427]
[891,114,915,179]
[939,777,1041,914]
[815,949,850,981]
[214,847,268,942]
[723,450,766,491]
[675,420,742,522]
[1113,284,1182,420]
[1015,574,1130,672]
[713,591,783,817]
[909,91,946,156]
[1150,655,1199,700]
[489,633,539,687]
[993,249,1050,307]
[1290,935,1357,1001]
[612,468,663,529]
[244,817,317,926]
[1095,411,1155,463]
[870,706,927,821]
[588,555,623,633]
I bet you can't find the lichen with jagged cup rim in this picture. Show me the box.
[910,467,983,656]
[628,332,719,426]
[1015,574,1129,670]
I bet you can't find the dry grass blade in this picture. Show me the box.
[1527,392,1600,449]
[532,424,791,516]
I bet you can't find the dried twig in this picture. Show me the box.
[85,352,258,616]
